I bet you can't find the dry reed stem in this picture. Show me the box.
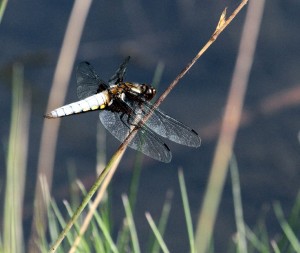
[195,0,265,252]
[29,1,92,252]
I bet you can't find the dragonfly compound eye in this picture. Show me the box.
[141,84,156,101]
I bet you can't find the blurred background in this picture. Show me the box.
[1,0,300,252]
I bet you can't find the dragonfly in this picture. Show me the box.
[45,57,201,162]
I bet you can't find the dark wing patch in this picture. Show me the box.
[108,56,130,85]
[76,61,109,100]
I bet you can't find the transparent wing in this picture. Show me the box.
[108,56,130,85]
[99,110,172,163]
[76,61,109,100]
[126,100,201,147]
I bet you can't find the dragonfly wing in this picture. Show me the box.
[133,101,201,147]
[76,61,109,100]
[99,109,172,163]
[108,56,130,85]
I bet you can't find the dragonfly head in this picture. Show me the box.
[140,84,156,101]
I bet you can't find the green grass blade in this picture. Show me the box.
[273,201,300,252]
[40,177,60,252]
[116,220,130,253]
[277,191,300,251]
[122,194,141,253]
[230,156,247,253]
[0,0,8,23]
[63,201,90,252]
[90,221,106,253]
[76,180,118,253]
[148,190,172,253]
[257,221,270,252]
[145,212,170,253]
[128,154,144,212]
[73,181,107,252]
[47,204,60,251]
[178,169,195,253]
[93,209,119,253]
[0,232,3,252]
[288,191,300,227]
[3,63,28,253]
[271,240,280,253]
[245,225,269,253]
[50,199,74,247]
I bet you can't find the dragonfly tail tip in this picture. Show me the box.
[44,113,53,119]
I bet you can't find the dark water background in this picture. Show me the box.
[1,0,300,252]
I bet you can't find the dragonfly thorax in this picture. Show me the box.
[117,82,156,102]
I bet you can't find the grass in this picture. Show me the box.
[2,63,29,253]
[1,70,300,252]
[4,138,300,253]
[2,84,300,252]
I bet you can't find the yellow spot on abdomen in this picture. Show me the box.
[91,105,99,110]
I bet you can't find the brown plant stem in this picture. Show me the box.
[66,2,248,252]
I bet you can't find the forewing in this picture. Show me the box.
[108,56,130,85]
[99,110,171,163]
[132,101,201,147]
[76,61,109,99]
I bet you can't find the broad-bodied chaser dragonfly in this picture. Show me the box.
[45,57,201,162]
